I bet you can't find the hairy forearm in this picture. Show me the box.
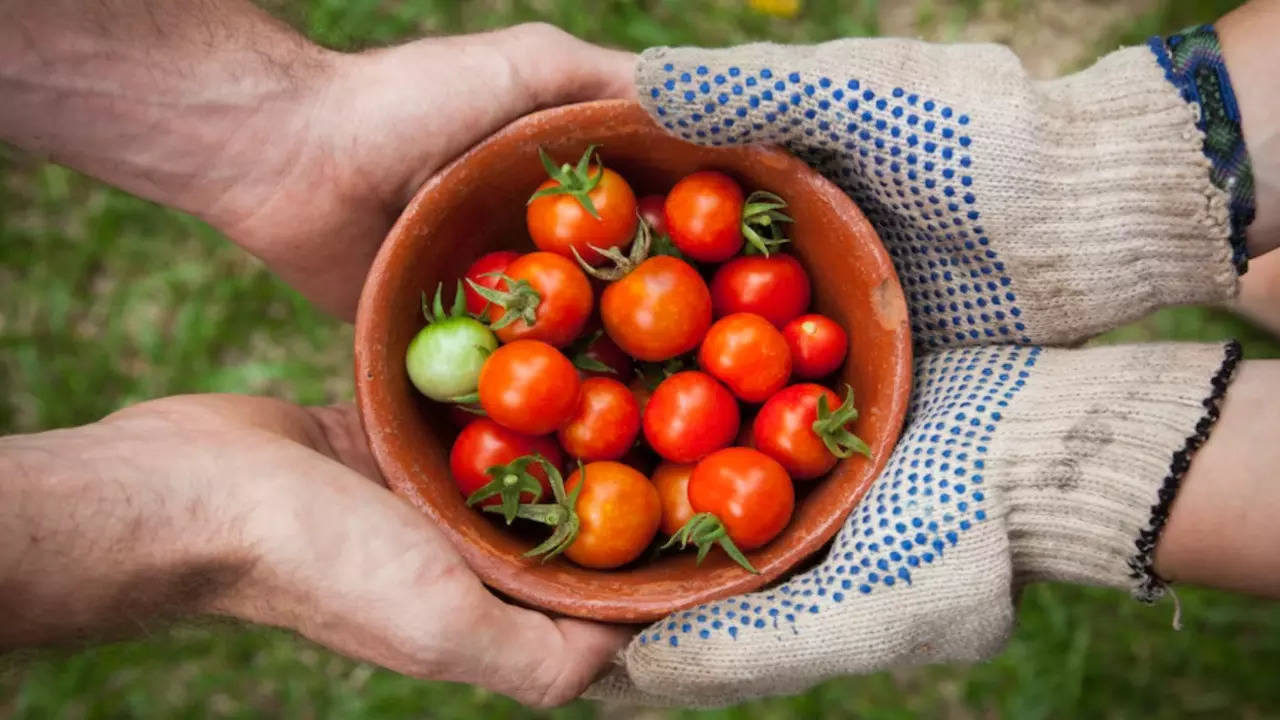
[1156,359,1280,597]
[0,0,332,227]
[1220,0,1280,256]
[0,419,245,647]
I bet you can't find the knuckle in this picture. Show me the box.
[501,21,569,50]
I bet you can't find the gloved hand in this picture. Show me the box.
[634,33,1251,349]
[588,30,1256,706]
[591,341,1240,706]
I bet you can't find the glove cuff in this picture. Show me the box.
[996,341,1241,599]
[1149,25,1256,273]
[999,45,1239,345]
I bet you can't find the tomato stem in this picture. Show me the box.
[466,454,550,524]
[741,190,794,257]
[480,457,585,562]
[528,145,605,219]
[812,384,872,459]
[465,273,542,331]
[422,281,471,323]
[662,512,759,574]
[571,214,653,281]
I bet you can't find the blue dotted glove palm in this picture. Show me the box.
[591,342,1238,706]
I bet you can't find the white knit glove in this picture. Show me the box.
[590,341,1240,706]
[586,35,1254,706]
[635,38,1243,349]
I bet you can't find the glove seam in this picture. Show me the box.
[1127,339,1242,603]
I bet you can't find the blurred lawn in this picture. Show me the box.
[3,1,1279,718]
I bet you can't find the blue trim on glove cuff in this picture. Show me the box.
[1147,26,1255,273]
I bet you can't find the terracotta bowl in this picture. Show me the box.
[354,99,911,623]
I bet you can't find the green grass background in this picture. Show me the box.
[3,0,1279,717]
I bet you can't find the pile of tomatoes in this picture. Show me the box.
[405,146,869,573]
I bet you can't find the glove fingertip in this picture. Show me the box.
[635,46,778,149]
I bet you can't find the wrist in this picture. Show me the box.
[201,47,399,319]
[0,1,338,234]
[189,45,345,235]
[1219,0,1280,258]
[0,416,252,646]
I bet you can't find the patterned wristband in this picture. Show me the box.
[1148,25,1256,273]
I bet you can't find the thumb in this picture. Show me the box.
[358,23,637,205]
[491,23,637,111]
[634,43,826,148]
[469,598,632,708]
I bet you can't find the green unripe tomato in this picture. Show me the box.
[405,315,497,401]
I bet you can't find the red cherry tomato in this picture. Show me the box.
[664,171,746,263]
[483,251,593,347]
[754,383,859,479]
[563,461,661,569]
[601,255,712,361]
[478,340,581,435]
[698,312,792,403]
[710,254,811,327]
[783,314,849,379]
[689,447,794,551]
[557,377,641,462]
[462,250,520,316]
[527,160,637,265]
[643,371,739,463]
[637,194,669,237]
[449,418,563,505]
[652,461,696,537]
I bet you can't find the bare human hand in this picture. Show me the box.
[219,24,636,318]
[0,395,629,708]
[0,2,635,318]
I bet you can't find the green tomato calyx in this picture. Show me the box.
[568,330,616,375]
[481,458,584,563]
[466,454,549,525]
[662,512,758,574]
[465,273,542,332]
[813,384,872,459]
[571,214,653,282]
[741,190,793,257]
[528,145,605,219]
[421,281,470,325]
